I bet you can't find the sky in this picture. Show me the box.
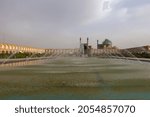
[0,0,150,49]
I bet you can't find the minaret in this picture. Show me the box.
[80,37,81,45]
[79,37,82,55]
[87,37,89,46]
[97,40,99,49]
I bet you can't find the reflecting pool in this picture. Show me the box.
[0,57,150,100]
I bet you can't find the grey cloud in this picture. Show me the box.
[0,0,150,48]
[115,0,150,9]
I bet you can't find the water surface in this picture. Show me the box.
[0,57,150,100]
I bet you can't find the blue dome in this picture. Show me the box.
[102,39,112,45]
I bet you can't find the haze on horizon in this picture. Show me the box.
[0,0,150,49]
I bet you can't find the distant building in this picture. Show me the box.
[97,39,117,49]
[79,37,92,56]
[125,45,150,53]
[144,45,150,51]
[121,45,150,58]
[0,43,45,54]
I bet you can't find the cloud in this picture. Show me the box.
[0,0,150,48]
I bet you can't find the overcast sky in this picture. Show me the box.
[0,0,150,49]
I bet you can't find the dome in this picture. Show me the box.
[102,39,112,45]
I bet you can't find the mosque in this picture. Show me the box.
[97,39,117,49]
[79,38,118,56]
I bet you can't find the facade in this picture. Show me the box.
[143,46,150,51]
[125,45,150,53]
[1,40,149,58]
[45,48,80,55]
[97,39,115,49]
[0,43,45,54]
[79,37,92,56]
[120,45,150,58]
